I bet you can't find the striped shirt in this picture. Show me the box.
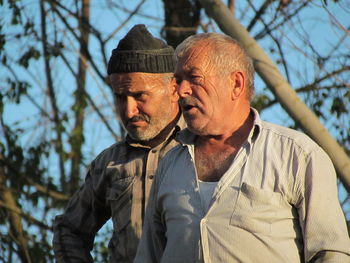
[135,109,350,263]
[53,117,185,263]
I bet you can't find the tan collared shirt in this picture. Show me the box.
[53,117,186,263]
[135,109,350,263]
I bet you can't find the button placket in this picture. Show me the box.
[144,149,159,209]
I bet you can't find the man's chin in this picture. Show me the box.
[127,128,159,142]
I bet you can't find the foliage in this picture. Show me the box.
[0,0,349,261]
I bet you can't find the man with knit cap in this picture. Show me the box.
[53,24,184,263]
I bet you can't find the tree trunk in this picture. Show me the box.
[0,169,31,263]
[162,0,201,48]
[199,0,350,193]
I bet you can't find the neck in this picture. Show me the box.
[203,105,252,142]
[197,108,253,148]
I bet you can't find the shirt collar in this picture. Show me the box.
[248,107,262,144]
[177,107,262,146]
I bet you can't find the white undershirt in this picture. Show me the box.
[198,179,218,212]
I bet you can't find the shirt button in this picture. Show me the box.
[151,149,157,153]
[148,175,154,179]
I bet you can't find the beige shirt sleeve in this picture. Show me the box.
[295,147,350,262]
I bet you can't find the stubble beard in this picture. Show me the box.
[127,110,173,142]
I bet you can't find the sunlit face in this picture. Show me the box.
[110,72,177,142]
[175,45,231,135]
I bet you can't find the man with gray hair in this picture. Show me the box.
[53,24,184,262]
[135,33,350,262]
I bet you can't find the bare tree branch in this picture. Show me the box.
[25,177,69,201]
[104,0,146,44]
[162,0,201,47]
[247,0,291,82]
[69,0,90,194]
[254,1,309,40]
[46,0,111,88]
[84,90,122,142]
[258,84,348,112]
[227,0,234,14]
[58,51,121,141]
[246,0,274,32]
[40,0,66,191]
[0,200,51,230]
[0,140,31,263]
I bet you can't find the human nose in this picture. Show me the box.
[125,96,139,119]
[177,79,192,98]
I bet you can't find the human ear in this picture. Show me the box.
[170,77,180,102]
[230,71,245,100]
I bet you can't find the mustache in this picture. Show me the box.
[180,97,200,108]
[127,114,150,124]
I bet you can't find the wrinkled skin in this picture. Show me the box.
[110,72,179,146]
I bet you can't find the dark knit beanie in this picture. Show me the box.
[107,24,175,74]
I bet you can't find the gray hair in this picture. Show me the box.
[174,33,255,100]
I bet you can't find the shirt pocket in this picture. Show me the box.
[229,182,282,236]
[108,177,134,231]
[107,177,135,260]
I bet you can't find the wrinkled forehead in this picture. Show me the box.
[110,72,169,93]
[175,45,213,74]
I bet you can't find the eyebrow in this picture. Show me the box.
[114,89,151,96]
[175,66,201,77]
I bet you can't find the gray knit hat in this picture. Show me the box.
[107,24,175,74]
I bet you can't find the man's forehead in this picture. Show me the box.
[175,62,201,75]
[175,47,211,74]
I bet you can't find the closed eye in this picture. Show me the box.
[190,75,203,84]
